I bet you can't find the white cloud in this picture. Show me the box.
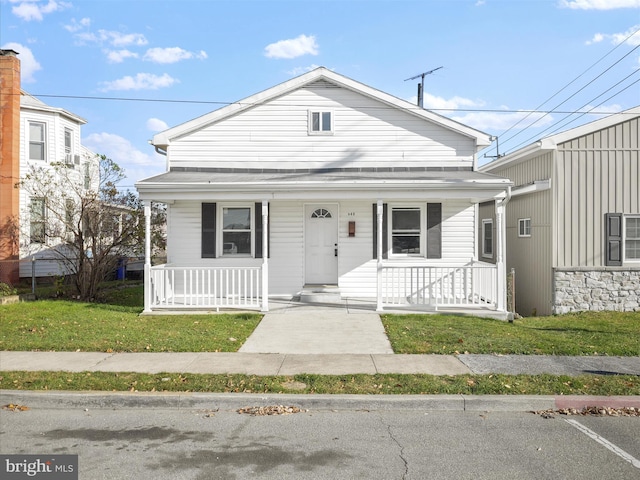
[74,29,148,47]
[264,34,319,59]
[143,47,208,64]
[1,42,42,83]
[99,73,179,92]
[421,93,486,111]
[11,0,70,22]
[475,0,486,5]
[105,49,139,63]
[63,17,91,33]
[287,64,322,76]
[146,118,169,132]
[83,132,165,184]
[586,24,640,46]
[560,0,640,9]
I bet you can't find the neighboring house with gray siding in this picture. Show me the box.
[480,107,640,316]
[137,67,512,317]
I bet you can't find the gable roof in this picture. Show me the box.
[152,67,492,149]
[480,106,640,172]
[21,90,87,124]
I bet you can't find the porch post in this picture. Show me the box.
[495,199,506,312]
[143,201,152,313]
[261,200,269,312]
[376,200,384,312]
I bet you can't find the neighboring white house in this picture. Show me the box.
[136,67,512,316]
[480,107,640,316]
[18,91,98,278]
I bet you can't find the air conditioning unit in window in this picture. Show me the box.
[64,154,81,167]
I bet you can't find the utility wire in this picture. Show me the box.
[497,41,640,153]
[487,25,640,157]
[504,69,640,153]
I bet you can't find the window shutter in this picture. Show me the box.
[604,213,622,266]
[202,203,216,258]
[255,202,270,259]
[427,203,442,259]
[372,203,388,259]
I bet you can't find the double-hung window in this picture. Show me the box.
[30,197,46,244]
[222,206,252,255]
[482,219,493,258]
[309,111,332,134]
[391,207,422,256]
[29,122,46,161]
[625,216,640,262]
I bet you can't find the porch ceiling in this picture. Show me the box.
[136,168,512,203]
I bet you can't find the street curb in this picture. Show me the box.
[2,390,639,412]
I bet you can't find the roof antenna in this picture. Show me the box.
[484,136,503,160]
[404,66,443,108]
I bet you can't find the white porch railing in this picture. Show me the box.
[149,265,263,310]
[379,262,498,310]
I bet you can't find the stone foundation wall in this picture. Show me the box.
[553,268,640,314]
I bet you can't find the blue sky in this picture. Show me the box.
[2,0,639,189]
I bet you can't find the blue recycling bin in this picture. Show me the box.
[116,258,127,280]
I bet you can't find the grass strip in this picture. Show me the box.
[1,371,638,396]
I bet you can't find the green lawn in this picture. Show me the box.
[0,294,261,353]
[1,285,638,355]
[382,311,640,356]
[2,285,639,395]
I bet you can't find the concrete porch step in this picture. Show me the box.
[299,284,342,304]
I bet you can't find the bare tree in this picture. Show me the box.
[17,154,159,300]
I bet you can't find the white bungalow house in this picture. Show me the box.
[136,68,512,317]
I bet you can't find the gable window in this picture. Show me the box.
[482,219,493,258]
[518,218,531,237]
[625,216,640,261]
[309,111,332,134]
[29,122,46,161]
[391,207,421,256]
[30,197,46,244]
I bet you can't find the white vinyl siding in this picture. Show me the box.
[168,85,476,171]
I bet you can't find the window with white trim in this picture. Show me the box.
[29,122,46,161]
[390,206,422,256]
[221,206,252,255]
[518,218,531,237]
[30,197,46,244]
[482,219,493,258]
[309,111,332,134]
[64,128,72,154]
[625,216,640,261]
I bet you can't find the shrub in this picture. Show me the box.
[0,282,17,297]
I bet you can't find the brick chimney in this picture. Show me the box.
[0,49,21,285]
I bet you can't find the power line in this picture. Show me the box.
[495,25,640,145]
[496,42,640,154]
[16,91,631,116]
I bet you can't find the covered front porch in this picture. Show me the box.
[138,167,512,319]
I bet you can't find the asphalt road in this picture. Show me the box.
[1,405,639,479]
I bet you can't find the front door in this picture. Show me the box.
[305,204,338,284]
